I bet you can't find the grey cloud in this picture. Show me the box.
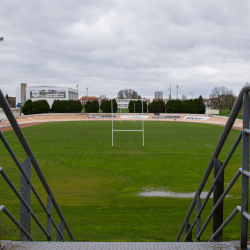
[0,0,250,99]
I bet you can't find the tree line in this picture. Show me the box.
[165,96,205,114]
[52,100,82,113]
[22,99,50,115]
[22,99,82,115]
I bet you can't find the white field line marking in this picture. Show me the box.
[206,144,212,148]
[190,136,194,139]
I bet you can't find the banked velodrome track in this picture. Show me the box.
[0,113,243,132]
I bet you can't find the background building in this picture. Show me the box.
[154,91,163,100]
[116,99,145,109]
[80,96,99,105]
[16,84,79,108]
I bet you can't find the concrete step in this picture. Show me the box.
[3,241,240,250]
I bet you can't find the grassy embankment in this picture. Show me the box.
[216,109,242,119]
[0,121,243,242]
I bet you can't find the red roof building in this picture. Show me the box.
[79,96,99,105]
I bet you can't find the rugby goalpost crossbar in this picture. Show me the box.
[111,99,144,146]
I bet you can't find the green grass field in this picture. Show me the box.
[0,121,244,242]
[216,109,243,119]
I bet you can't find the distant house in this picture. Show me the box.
[203,98,214,108]
[79,96,99,105]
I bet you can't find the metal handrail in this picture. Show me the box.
[176,84,250,248]
[0,205,34,241]
[0,89,74,241]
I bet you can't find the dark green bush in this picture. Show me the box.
[85,100,99,113]
[100,99,117,113]
[22,99,50,115]
[52,100,82,113]
[165,96,205,114]
[128,100,147,113]
[148,100,165,113]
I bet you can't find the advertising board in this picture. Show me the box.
[183,116,210,120]
[30,89,66,98]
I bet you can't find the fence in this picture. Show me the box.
[0,89,75,242]
[175,84,250,248]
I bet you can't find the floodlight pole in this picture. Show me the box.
[86,88,88,101]
[168,84,171,100]
[176,85,179,100]
[134,102,135,124]
[0,37,4,42]
[111,99,113,146]
[142,100,144,146]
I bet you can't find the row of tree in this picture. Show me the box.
[165,96,205,114]
[52,100,82,113]
[128,100,147,113]
[85,100,99,113]
[100,99,117,113]
[22,99,50,115]
[148,100,165,113]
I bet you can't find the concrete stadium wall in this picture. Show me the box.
[0,108,21,120]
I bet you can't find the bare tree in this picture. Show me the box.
[210,86,236,112]
[117,89,141,99]
[210,87,228,112]
[224,90,236,111]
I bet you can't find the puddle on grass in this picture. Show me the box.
[138,188,232,198]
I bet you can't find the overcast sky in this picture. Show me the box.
[1,0,250,100]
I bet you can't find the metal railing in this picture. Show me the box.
[176,84,250,248]
[0,89,75,242]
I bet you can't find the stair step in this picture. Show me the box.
[4,241,239,250]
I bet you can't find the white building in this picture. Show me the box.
[116,99,144,109]
[16,84,79,108]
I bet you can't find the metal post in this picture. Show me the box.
[213,157,224,242]
[196,195,201,242]
[241,92,249,249]
[142,100,144,146]
[47,195,52,241]
[185,221,192,242]
[56,221,64,241]
[134,102,135,124]
[20,157,31,241]
[111,99,113,147]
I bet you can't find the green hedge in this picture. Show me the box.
[148,100,165,113]
[100,99,117,113]
[128,100,147,113]
[165,96,205,114]
[22,99,50,115]
[52,100,82,113]
[85,100,99,113]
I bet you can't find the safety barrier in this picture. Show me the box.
[176,84,250,248]
[0,89,75,241]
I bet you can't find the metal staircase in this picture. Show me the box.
[176,83,250,249]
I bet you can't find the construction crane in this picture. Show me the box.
[189,91,193,99]
[0,37,4,42]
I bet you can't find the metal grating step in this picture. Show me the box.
[5,241,239,250]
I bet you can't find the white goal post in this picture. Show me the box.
[111,99,145,146]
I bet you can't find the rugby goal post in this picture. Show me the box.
[111,99,144,146]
